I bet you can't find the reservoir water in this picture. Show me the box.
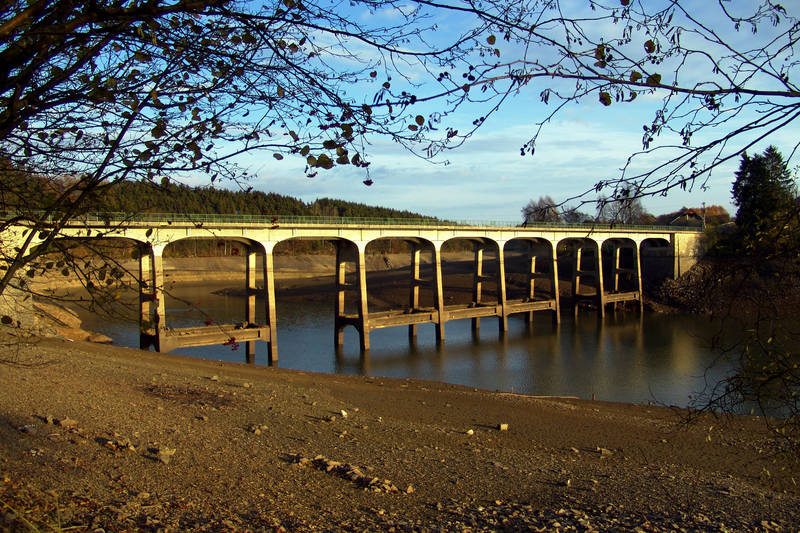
[77,281,736,409]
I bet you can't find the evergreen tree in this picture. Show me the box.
[731,146,796,248]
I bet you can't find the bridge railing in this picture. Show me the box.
[2,211,700,232]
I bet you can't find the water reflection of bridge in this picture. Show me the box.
[10,215,702,362]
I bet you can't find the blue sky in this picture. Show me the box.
[221,1,800,223]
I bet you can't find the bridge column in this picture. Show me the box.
[572,240,605,318]
[332,240,370,352]
[634,239,644,314]
[611,242,622,313]
[139,243,166,351]
[408,243,421,340]
[607,239,644,314]
[245,245,257,364]
[432,242,446,344]
[524,242,537,326]
[550,240,561,325]
[261,241,279,364]
[356,242,370,352]
[334,240,349,352]
[596,240,606,318]
[471,242,485,332]
[495,241,508,334]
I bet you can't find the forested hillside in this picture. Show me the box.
[94,180,437,221]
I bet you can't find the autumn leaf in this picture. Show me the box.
[646,73,662,86]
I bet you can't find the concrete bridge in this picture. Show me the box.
[4,214,703,363]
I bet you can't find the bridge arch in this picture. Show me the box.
[640,237,673,288]
[600,237,644,312]
[145,236,278,362]
[358,237,440,344]
[503,237,560,325]
[556,236,604,316]
[29,235,145,302]
[440,236,503,333]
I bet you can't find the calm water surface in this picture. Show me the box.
[80,282,735,408]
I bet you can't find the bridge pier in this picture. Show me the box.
[607,240,644,313]
[261,242,279,364]
[137,240,277,363]
[245,245,257,363]
[572,241,606,318]
[496,243,508,334]
[470,242,487,332]
[333,240,371,353]
[432,243,446,344]
[139,243,166,351]
[408,242,423,340]
[522,240,561,326]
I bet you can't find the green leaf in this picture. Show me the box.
[599,92,612,106]
[629,71,643,83]
[322,140,337,149]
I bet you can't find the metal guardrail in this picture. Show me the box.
[2,211,702,232]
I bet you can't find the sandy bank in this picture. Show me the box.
[1,335,797,531]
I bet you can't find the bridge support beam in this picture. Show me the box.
[601,239,644,315]
[523,240,561,326]
[551,241,561,325]
[496,243,508,334]
[334,241,349,352]
[572,241,605,318]
[262,242,279,364]
[356,243,370,352]
[408,243,421,340]
[471,243,485,332]
[245,245,257,363]
[139,243,166,351]
[432,243,446,344]
[333,240,371,353]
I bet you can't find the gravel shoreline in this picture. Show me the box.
[2,335,798,531]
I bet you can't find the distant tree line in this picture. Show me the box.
[520,194,730,227]
[83,179,439,222]
[1,172,442,222]
[1,174,444,257]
